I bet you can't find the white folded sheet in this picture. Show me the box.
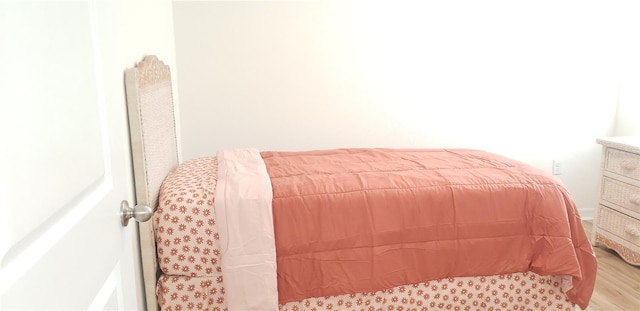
[215,148,278,310]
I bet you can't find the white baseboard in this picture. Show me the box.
[579,208,595,221]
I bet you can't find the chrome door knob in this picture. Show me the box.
[120,200,153,226]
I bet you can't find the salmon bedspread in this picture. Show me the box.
[257,148,596,309]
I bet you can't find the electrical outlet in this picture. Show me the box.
[552,160,563,175]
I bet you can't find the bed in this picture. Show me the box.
[124,55,597,311]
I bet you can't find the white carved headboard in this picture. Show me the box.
[124,55,179,311]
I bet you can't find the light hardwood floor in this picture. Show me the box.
[579,221,640,311]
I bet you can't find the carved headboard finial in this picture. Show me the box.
[136,55,171,88]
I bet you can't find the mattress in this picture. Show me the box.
[154,149,596,310]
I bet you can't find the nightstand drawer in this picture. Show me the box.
[597,206,640,248]
[605,148,640,180]
[601,177,640,214]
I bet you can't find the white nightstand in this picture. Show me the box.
[593,136,640,265]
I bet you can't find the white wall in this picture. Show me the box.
[615,78,640,136]
[111,1,182,159]
[173,0,640,217]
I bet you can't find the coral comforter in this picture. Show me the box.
[217,148,596,310]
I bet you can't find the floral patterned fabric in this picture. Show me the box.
[157,272,574,311]
[155,157,221,277]
[155,157,575,311]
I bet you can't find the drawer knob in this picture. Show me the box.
[625,224,640,238]
[630,195,640,206]
[621,159,637,171]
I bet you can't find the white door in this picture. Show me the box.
[0,1,140,310]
